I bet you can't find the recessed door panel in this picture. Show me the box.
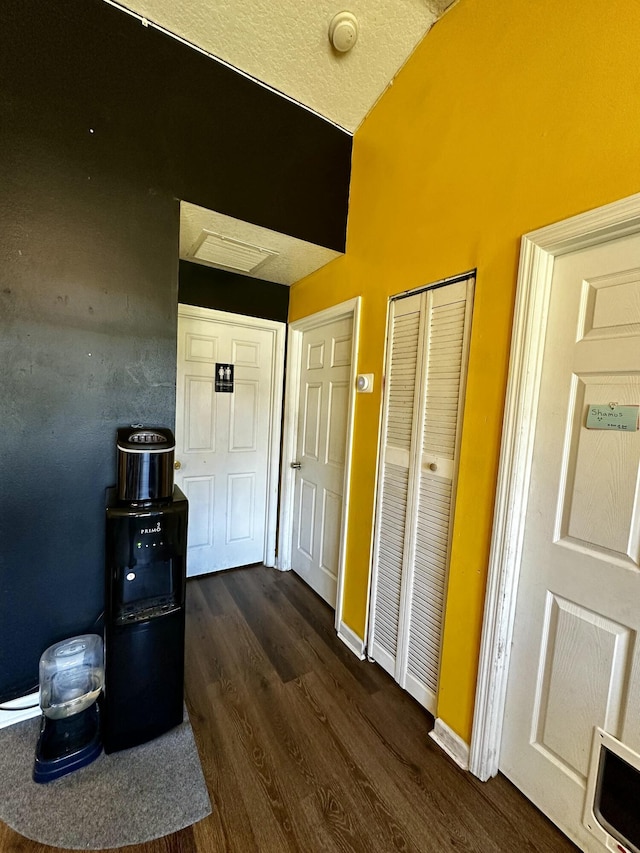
[532,594,631,782]
[303,383,322,461]
[185,377,215,452]
[557,374,640,564]
[320,489,342,579]
[232,339,260,367]
[182,476,214,549]
[581,269,640,340]
[230,380,258,453]
[331,335,351,367]
[307,342,324,370]
[227,473,255,543]
[186,333,217,363]
[326,382,349,467]
[297,479,316,560]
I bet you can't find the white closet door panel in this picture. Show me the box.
[370,293,423,674]
[422,294,467,461]
[371,463,411,669]
[404,476,454,706]
[385,297,422,453]
[401,281,470,712]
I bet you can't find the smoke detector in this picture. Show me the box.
[329,12,359,53]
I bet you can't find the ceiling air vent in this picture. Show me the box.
[191,230,279,274]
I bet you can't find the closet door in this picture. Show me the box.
[368,293,425,677]
[369,277,473,714]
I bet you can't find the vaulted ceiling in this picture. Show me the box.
[108,0,457,282]
[112,0,456,131]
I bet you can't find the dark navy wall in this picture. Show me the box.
[0,0,351,701]
[178,260,289,323]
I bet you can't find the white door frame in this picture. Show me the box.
[277,297,361,641]
[177,303,286,568]
[470,192,640,781]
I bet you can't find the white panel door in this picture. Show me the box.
[500,233,640,850]
[291,316,353,606]
[175,307,283,576]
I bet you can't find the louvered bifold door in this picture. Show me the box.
[397,278,473,713]
[369,277,473,715]
[369,293,425,677]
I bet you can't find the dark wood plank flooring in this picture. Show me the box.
[0,565,578,852]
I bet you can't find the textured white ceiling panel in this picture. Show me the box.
[180,202,342,286]
[110,0,453,131]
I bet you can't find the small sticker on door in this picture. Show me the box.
[215,363,234,393]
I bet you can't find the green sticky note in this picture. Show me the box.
[586,405,639,431]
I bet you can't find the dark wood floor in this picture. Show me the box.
[0,565,578,852]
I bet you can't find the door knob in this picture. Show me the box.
[290,462,302,469]
[428,462,438,472]
[174,460,182,470]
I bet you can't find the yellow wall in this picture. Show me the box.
[289,0,640,743]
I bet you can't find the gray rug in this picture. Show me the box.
[0,710,212,849]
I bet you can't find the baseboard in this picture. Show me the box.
[0,691,40,730]
[429,717,470,771]
[337,621,365,660]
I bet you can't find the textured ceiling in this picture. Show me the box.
[106,0,457,283]
[110,0,455,132]
[180,202,342,286]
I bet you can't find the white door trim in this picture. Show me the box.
[177,304,286,568]
[470,191,640,781]
[278,297,361,637]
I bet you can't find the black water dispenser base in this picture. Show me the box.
[102,610,185,754]
[33,703,102,783]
